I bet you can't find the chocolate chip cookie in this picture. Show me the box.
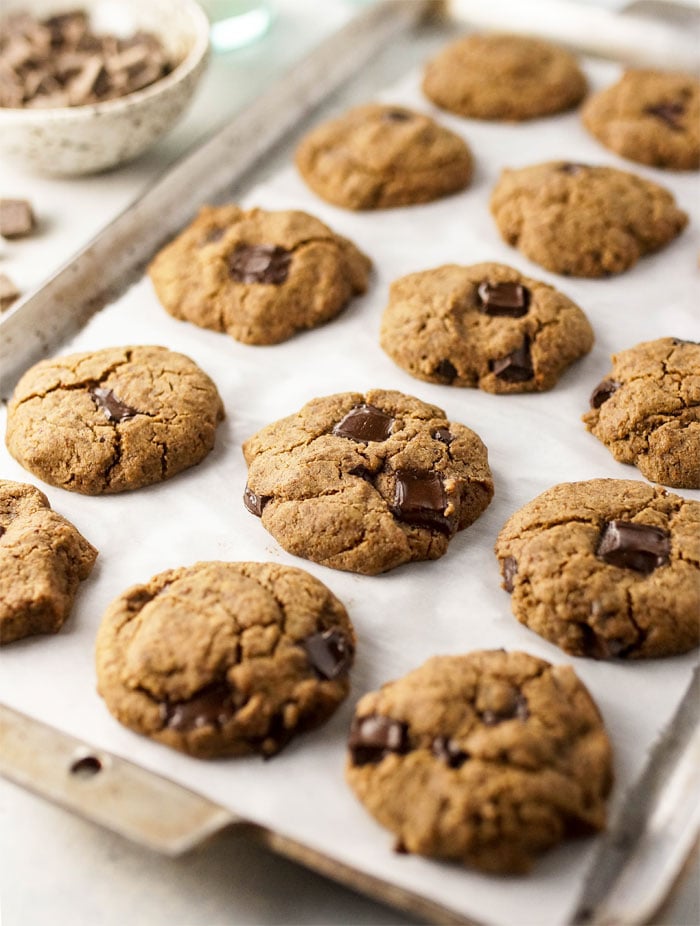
[242,390,494,575]
[380,262,594,393]
[6,346,224,495]
[148,206,371,345]
[582,70,700,171]
[496,479,700,659]
[583,338,700,489]
[422,33,587,121]
[1,480,97,644]
[346,649,612,874]
[96,561,355,759]
[490,161,688,277]
[294,104,473,210]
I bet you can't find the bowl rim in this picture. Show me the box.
[0,0,211,122]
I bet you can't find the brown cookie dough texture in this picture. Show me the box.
[294,104,473,210]
[496,479,700,659]
[6,346,224,495]
[583,338,700,489]
[148,206,371,345]
[346,650,612,874]
[490,161,688,277]
[242,390,494,575]
[380,262,593,393]
[96,561,355,759]
[582,70,700,171]
[0,480,97,644]
[422,33,587,121]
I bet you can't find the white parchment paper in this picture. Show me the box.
[1,57,698,926]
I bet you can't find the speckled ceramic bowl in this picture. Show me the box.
[0,0,210,175]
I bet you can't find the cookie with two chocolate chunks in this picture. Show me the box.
[148,205,371,345]
[380,262,593,393]
[346,650,612,873]
[495,479,700,659]
[6,346,224,495]
[96,561,355,759]
[242,389,494,575]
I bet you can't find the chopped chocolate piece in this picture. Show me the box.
[202,226,226,246]
[671,337,698,346]
[333,404,394,443]
[477,281,530,317]
[301,628,353,680]
[228,244,291,285]
[432,735,469,768]
[90,386,139,423]
[590,379,620,409]
[481,692,529,725]
[67,56,109,105]
[348,715,409,766]
[0,199,35,239]
[502,556,518,593]
[243,485,268,517]
[578,624,630,660]
[432,427,453,445]
[596,520,671,574]
[435,358,457,381]
[559,163,588,174]
[161,682,238,732]
[644,101,684,130]
[490,338,534,382]
[0,273,20,312]
[383,109,412,122]
[392,469,455,536]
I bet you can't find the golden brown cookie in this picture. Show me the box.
[295,104,473,210]
[96,561,355,759]
[346,650,612,874]
[148,206,371,345]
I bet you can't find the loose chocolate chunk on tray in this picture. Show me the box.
[0,199,35,239]
[0,273,20,312]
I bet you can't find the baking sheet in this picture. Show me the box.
[1,52,699,926]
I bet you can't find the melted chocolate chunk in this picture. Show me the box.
[160,683,238,732]
[202,226,225,245]
[558,163,587,175]
[301,628,353,681]
[90,386,139,423]
[243,485,269,517]
[228,244,291,285]
[672,337,698,346]
[432,427,453,445]
[332,404,394,443]
[392,469,455,536]
[383,109,412,122]
[481,692,529,726]
[596,520,671,574]
[432,735,469,768]
[490,338,534,382]
[477,281,530,317]
[590,379,620,409]
[348,714,409,766]
[435,358,457,382]
[644,101,684,130]
[578,624,630,660]
[502,556,518,593]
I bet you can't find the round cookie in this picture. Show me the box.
[582,70,700,171]
[6,345,224,495]
[422,33,587,121]
[0,480,97,645]
[490,161,688,277]
[242,389,494,575]
[294,104,473,210]
[380,262,594,393]
[148,206,371,345]
[583,338,700,489]
[495,479,700,659]
[96,561,355,759]
[346,650,612,874]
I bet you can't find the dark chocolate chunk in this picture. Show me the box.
[202,226,225,245]
[596,520,671,574]
[432,735,469,768]
[333,404,394,443]
[160,682,238,732]
[490,338,534,382]
[435,358,457,381]
[558,163,587,175]
[578,624,631,660]
[391,469,455,536]
[301,628,353,680]
[477,281,530,317]
[590,379,620,409]
[383,109,412,122]
[243,485,268,517]
[644,101,684,130]
[481,692,529,726]
[502,556,518,593]
[69,755,102,777]
[0,198,35,239]
[0,272,20,312]
[432,427,453,445]
[348,714,409,766]
[90,386,139,423]
[228,244,291,285]
[671,337,699,346]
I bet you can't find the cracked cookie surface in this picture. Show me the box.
[583,337,700,489]
[422,33,587,121]
[0,480,97,644]
[380,262,593,393]
[346,649,612,873]
[495,479,700,658]
[582,70,700,171]
[96,561,355,758]
[6,345,224,495]
[295,104,473,210]
[242,390,494,575]
[148,206,371,345]
[490,161,688,277]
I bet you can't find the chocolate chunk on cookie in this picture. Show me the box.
[6,346,224,495]
[583,337,700,489]
[346,650,612,873]
[295,104,473,210]
[380,262,593,393]
[582,70,700,171]
[96,561,354,758]
[0,480,97,644]
[242,389,494,575]
[490,161,688,277]
[422,33,587,121]
[495,479,700,658]
[148,206,371,345]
